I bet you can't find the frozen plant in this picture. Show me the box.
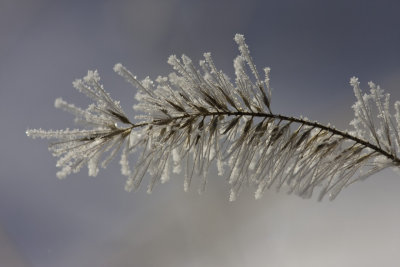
[26,34,400,201]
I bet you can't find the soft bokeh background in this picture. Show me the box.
[1,0,400,266]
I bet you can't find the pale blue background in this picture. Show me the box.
[1,0,400,266]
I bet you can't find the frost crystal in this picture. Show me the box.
[27,35,400,201]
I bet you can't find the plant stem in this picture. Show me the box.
[129,111,400,165]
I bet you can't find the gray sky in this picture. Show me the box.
[1,0,400,266]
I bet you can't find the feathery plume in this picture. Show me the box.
[27,34,400,201]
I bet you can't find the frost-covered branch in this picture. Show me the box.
[26,34,400,201]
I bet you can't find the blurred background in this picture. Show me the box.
[1,0,400,266]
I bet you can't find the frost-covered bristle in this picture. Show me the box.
[120,138,131,177]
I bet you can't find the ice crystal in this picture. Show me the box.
[27,34,400,201]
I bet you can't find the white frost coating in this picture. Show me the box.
[113,63,124,74]
[181,54,192,66]
[263,67,272,99]
[167,55,186,77]
[88,152,100,177]
[120,147,131,176]
[255,180,267,200]
[184,180,190,192]
[56,165,72,179]
[114,63,153,97]
[84,70,100,83]
[233,55,245,78]
[234,34,262,86]
[229,189,237,202]
[125,178,134,192]
[161,159,170,183]
[172,149,182,174]
[395,101,400,141]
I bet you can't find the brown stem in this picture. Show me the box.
[129,111,400,164]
